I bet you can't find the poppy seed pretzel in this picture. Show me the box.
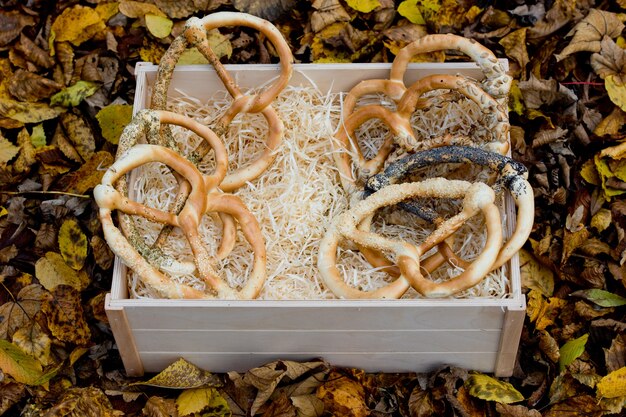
[95,143,267,299]
[152,11,293,191]
[366,146,534,270]
[318,178,503,298]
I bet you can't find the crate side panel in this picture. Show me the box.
[123,304,506,330]
[132,329,502,353]
[139,351,499,374]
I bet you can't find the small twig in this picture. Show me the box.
[0,191,90,199]
[560,82,604,86]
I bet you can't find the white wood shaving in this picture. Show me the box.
[126,84,510,300]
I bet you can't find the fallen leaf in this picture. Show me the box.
[42,285,91,345]
[176,387,230,417]
[519,249,555,296]
[12,322,52,367]
[561,227,591,265]
[499,28,529,73]
[58,218,88,270]
[60,112,95,162]
[605,335,626,372]
[50,81,100,108]
[311,0,352,33]
[0,133,20,167]
[597,367,626,398]
[232,0,297,21]
[591,36,626,83]
[345,0,380,13]
[291,394,324,417]
[90,235,114,270]
[178,30,233,63]
[465,373,524,404]
[496,403,542,417]
[34,250,90,291]
[50,5,106,47]
[559,334,589,372]
[96,104,133,145]
[56,151,113,194]
[8,70,62,102]
[545,394,604,417]
[0,340,43,385]
[605,73,626,112]
[139,41,167,64]
[527,290,568,331]
[55,42,75,86]
[142,396,178,416]
[539,330,561,363]
[570,289,626,307]
[0,98,64,124]
[16,34,54,69]
[146,14,173,39]
[408,386,437,416]
[42,387,124,416]
[555,9,625,62]
[317,370,368,417]
[0,11,35,47]
[397,0,426,25]
[0,284,50,340]
[95,2,120,22]
[132,357,221,389]
[119,0,167,18]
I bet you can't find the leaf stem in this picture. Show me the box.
[0,191,90,199]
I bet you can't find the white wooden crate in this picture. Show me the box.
[105,62,526,377]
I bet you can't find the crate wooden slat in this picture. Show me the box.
[106,62,526,378]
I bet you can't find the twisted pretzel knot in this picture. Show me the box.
[95,110,266,299]
[334,34,512,197]
[318,178,503,298]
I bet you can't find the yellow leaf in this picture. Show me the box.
[345,0,380,13]
[176,387,230,417]
[519,249,554,296]
[594,107,626,136]
[119,0,166,18]
[58,219,88,270]
[580,159,601,185]
[131,358,221,389]
[69,346,88,366]
[0,98,64,124]
[35,252,90,291]
[499,28,529,70]
[597,367,626,398]
[465,373,524,404]
[525,108,555,128]
[317,370,368,417]
[50,81,100,108]
[139,41,166,64]
[146,14,173,38]
[509,80,525,116]
[311,22,352,62]
[606,74,626,112]
[12,322,52,366]
[591,208,612,232]
[527,289,567,331]
[177,31,232,63]
[96,104,133,145]
[0,132,19,166]
[50,5,105,46]
[596,154,626,198]
[398,0,426,25]
[30,124,46,148]
[95,2,120,22]
[0,339,43,385]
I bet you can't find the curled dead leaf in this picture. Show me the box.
[232,0,296,21]
[8,70,62,102]
[42,285,91,345]
[317,370,368,417]
[60,112,95,162]
[311,0,352,33]
[0,11,35,47]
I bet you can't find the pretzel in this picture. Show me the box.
[366,146,534,270]
[152,11,293,191]
[94,143,267,299]
[318,178,503,298]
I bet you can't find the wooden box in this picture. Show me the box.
[105,62,526,377]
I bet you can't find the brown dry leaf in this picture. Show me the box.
[35,251,89,292]
[142,396,178,416]
[232,0,296,22]
[0,10,35,47]
[519,249,555,296]
[119,0,166,18]
[499,28,529,74]
[42,387,124,416]
[605,335,626,372]
[90,235,114,270]
[316,370,368,417]
[555,9,625,62]
[546,394,605,416]
[60,112,95,162]
[50,5,106,47]
[561,228,591,265]
[42,285,91,345]
[311,0,352,33]
[591,36,626,83]
[154,0,223,19]
[539,330,560,363]
[0,284,50,340]
[12,128,36,174]
[408,386,436,417]
[50,124,81,164]
[56,151,113,194]
[12,322,52,367]
[496,403,542,417]
[7,70,62,102]
[528,0,580,39]
[55,42,75,86]
[0,382,26,415]
[132,357,221,389]
[291,394,324,417]
[15,34,54,69]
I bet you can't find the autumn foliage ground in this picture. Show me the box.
[1,0,626,416]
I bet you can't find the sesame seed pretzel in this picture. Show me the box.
[318,179,503,298]
[94,142,266,299]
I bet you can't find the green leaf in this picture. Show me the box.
[465,373,524,404]
[559,334,589,372]
[96,104,133,145]
[571,289,626,307]
[0,339,44,385]
[0,98,64,123]
[398,0,426,25]
[345,0,380,13]
[176,387,230,417]
[145,14,173,39]
[50,81,100,107]
[30,124,46,148]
